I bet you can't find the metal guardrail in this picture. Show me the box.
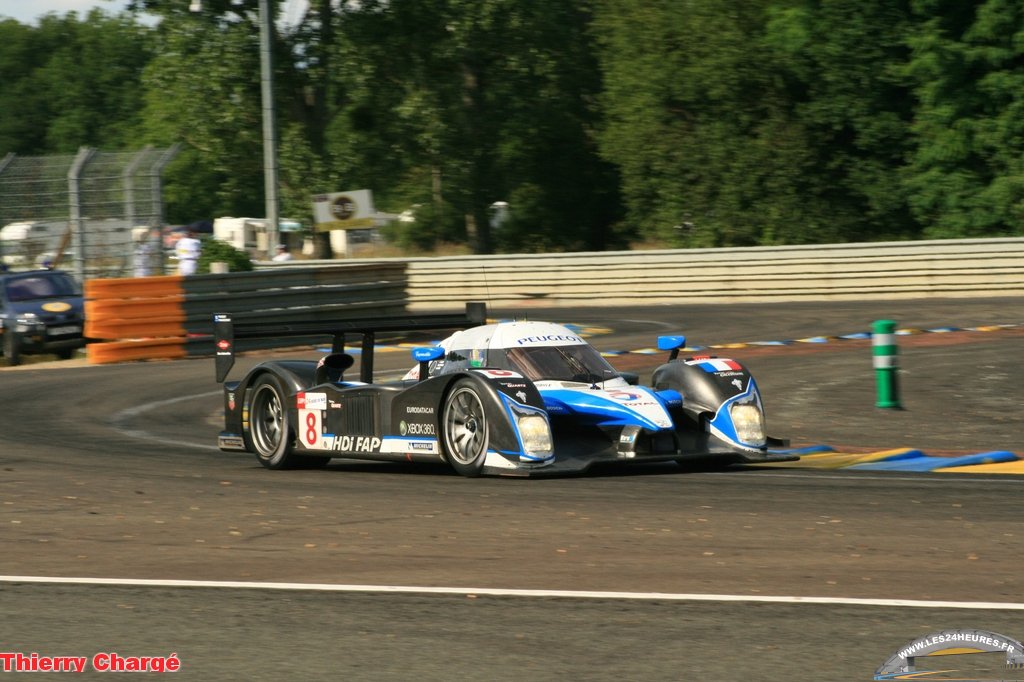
[181,264,407,326]
[256,237,1024,309]
[83,237,1024,364]
[85,263,409,363]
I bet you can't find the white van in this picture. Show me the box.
[213,216,303,257]
[0,221,66,265]
[213,217,265,254]
[1,219,137,269]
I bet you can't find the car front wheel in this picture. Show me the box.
[442,381,490,477]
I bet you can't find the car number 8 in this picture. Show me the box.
[300,409,321,448]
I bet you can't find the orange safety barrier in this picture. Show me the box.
[85,318,188,340]
[84,275,184,299]
[85,299,185,320]
[85,276,188,364]
[87,338,189,364]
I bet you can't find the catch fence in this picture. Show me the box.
[0,145,178,280]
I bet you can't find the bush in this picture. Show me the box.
[197,238,254,273]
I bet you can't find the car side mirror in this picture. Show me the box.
[657,335,687,361]
[412,346,445,382]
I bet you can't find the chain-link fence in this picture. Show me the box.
[0,145,179,280]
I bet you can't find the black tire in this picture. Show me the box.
[4,331,21,367]
[55,348,75,360]
[441,380,490,477]
[248,374,299,469]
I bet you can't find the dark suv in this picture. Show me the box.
[0,269,86,366]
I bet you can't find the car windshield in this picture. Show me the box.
[5,273,80,302]
[495,344,618,384]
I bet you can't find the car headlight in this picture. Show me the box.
[516,413,553,459]
[729,402,766,447]
[15,313,40,332]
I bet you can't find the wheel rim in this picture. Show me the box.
[445,387,487,465]
[251,384,284,457]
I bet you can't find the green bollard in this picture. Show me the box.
[872,319,901,409]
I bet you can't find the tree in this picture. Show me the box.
[594,0,921,247]
[903,0,1024,237]
[132,0,345,230]
[765,0,917,243]
[138,4,268,222]
[328,0,621,254]
[0,19,50,154]
[0,11,153,155]
[594,0,813,247]
[197,236,253,273]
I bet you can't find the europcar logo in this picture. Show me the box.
[875,628,1024,680]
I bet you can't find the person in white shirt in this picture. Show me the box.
[133,228,158,277]
[175,231,202,276]
[272,244,293,262]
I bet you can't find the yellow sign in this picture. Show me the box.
[312,189,374,230]
[314,217,375,232]
[41,301,72,312]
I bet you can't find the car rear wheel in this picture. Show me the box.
[442,381,489,477]
[249,374,300,469]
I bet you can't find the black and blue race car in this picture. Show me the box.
[215,303,794,476]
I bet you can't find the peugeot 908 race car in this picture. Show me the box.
[215,303,794,476]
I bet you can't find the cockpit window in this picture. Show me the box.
[492,345,618,384]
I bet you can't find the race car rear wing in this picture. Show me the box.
[214,301,487,383]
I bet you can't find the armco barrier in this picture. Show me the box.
[85,263,409,364]
[259,237,1024,310]
[84,237,1024,363]
[398,238,1024,309]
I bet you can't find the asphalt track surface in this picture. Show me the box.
[1,298,1022,681]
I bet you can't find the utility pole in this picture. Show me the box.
[191,0,279,259]
[258,0,279,259]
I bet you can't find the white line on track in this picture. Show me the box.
[2,576,1023,610]
[110,391,223,451]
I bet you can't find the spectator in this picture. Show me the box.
[272,244,293,262]
[133,228,158,277]
[175,230,202,276]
